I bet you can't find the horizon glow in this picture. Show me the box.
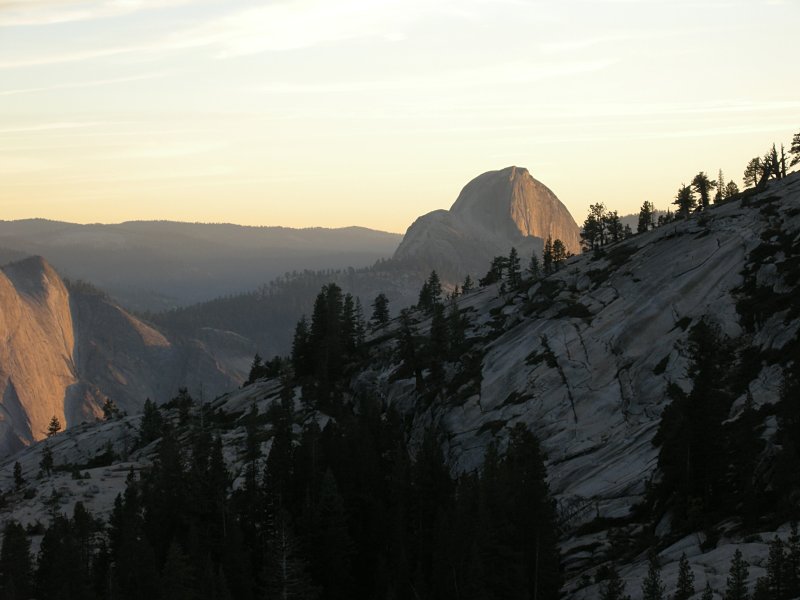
[1,0,798,234]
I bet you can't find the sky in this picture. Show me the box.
[0,0,798,233]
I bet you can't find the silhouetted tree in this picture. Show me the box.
[552,239,568,270]
[638,201,655,233]
[715,170,725,203]
[461,274,474,293]
[604,211,624,243]
[674,553,695,600]
[13,462,23,490]
[642,552,665,600]
[138,399,163,446]
[581,203,606,250]
[417,271,442,313]
[40,444,54,476]
[47,415,61,437]
[692,172,717,209]
[0,521,33,600]
[292,316,312,377]
[790,130,800,167]
[725,549,750,600]
[528,251,541,279]
[673,184,696,218]
[507,247,521,290]
[725,181,740,198]
[600,566,630,600]
[744,157,763,188]
[542,236,554,274]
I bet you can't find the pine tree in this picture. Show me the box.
[13,461,24,490]
[604,211,624,243]
[47,415,61,437]
[701,582,715,600]
[581,203,606,251]
[638,201,655,233]
[724,549,750,600]
[766,536,786,599]
[528,252,541,279]
[674,184,696,218]
[642,552,665,600]
[600,566,630,600]
[542,236,554,274]
[462,275,474,293]
[744,157,763,188]
[786,522,800,598]
[266,510,320,600]
[692,172,717,209]
[725,181,740,198]
[370,293,390,328]
[102,398,118,420]
[715,170,725,203]
[790,130,800,167]
[507,247,521,290]
[161,541,197,600]
[291,316,311,377]
[674,553,695,600]
[40,443,54,476]
[138,398,163,446]
[552,239,568,269]
[0,521,33,600]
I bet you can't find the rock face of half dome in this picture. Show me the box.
[393,166,581,280]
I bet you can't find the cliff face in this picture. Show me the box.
[393,166,581,281]
[0,257,77,452]
[0,257,252,455]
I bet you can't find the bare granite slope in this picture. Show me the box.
[393,166,581,280]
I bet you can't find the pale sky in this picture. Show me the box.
[1,0,798,233]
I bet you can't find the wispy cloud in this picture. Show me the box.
[0,0,196,27]
[257,59,616,94]
[0,71,171,96]
[0,121,104,134]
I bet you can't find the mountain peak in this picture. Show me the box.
[393,167,581,280]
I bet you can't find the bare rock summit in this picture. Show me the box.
[393,166,581,280]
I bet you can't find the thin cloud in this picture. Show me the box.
[0,121,104,134]
[0,71,171,96]
[257,59,616,94]
[0,0,197,27]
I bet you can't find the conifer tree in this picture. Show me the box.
[674,184,696,218]
[552,239,568,269]
[701,582,715,600]
[642,552,665,600]
[692,172,717,209]
[47,415,61,437]
[528,252,541,279]
[674,553,695,600]
[638,201,655,233]
[766,536,786,599]
[542,236,554,274]
[13,461,23,490]
[40,443,54,476]
[786,522,800,598]
[0,521,33,600]
[715,170,725,203]
[370,293,390,328]
[462,274,474,293]
[724,549,750,600]
[790,130,800,167]
[291,316,311,377]
[507,247,521,290]
[581,203,606,251]
[604,211,624,243]
[725,181,740,198]
[600,566,630,600]
[744,157,763,188]
[138,398,163,446]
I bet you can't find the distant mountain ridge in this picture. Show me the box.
[0,219,403,311]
